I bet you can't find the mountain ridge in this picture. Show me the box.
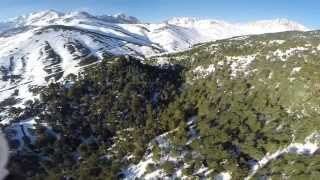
[0,10,308,54]
[2,10,309,28]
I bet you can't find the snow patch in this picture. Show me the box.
[192,64,216,77]
[273,47,308,61]
[291,67,302,75]
[156,57,171,66]
[226,55,256,77]
[269,40,285,44]
[215,172,232,180]
[246,132,320,180]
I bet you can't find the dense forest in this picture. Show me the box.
[6,56,184,179]
[4,31,320,179]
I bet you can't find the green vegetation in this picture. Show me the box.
[6,56,183,179]
[5,30,320,179]
[254,153,320,179]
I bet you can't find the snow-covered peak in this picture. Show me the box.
[166,17,308,31]
[97,13,140,24]
[1,10,308,34]
[64,11,93,19]
[166,17,198,26]
[112,13,140,24]
[166,17,228,27]
[0,10,62,32]
[0,11,309,55]
[165,17,228,27]
[12,10,63,26]
[28,9,62,19]
[1,10,142,28]
[245,18,309,32]
[160,17,308,47]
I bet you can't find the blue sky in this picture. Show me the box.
[0,0,318,28]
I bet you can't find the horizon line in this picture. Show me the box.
[0,9,309,28]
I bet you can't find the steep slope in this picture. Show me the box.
[140,30,320,179]
[5,30,320,180]
[0,11,165,117]
[5,56,184,179]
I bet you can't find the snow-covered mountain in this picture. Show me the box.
[165,17,308,47]
[0,10,308,114]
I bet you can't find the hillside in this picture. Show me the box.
[3,29,320,179]
[0,10,307,126]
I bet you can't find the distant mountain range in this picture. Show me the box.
[0,10,308,52]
